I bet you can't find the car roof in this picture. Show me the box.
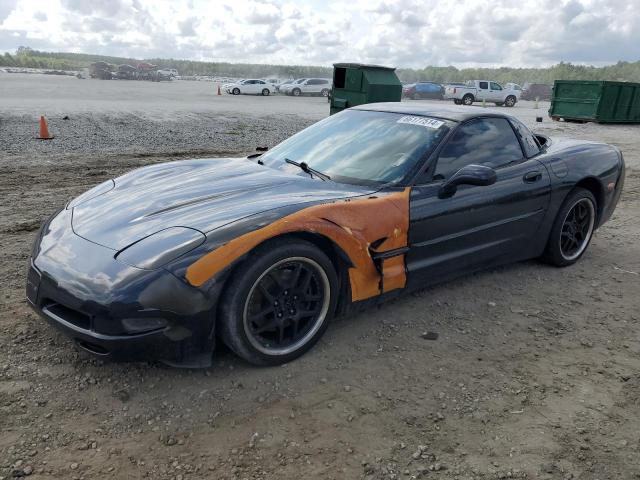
[351,102,513,122]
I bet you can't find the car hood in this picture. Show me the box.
[71,157,375,250]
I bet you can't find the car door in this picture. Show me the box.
[476,81,490,100]
[305,79,318,94]
[255,80,268,93]
[489,82,504,101]
[406,117,551,288]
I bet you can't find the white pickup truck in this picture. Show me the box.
[445,80,520,107]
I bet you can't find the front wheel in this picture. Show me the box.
[219,239,338,366]
[232,88,240,95]
[262,88,270,96]
[292,88,301,97]
[543,188,597,267]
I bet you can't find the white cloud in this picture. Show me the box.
[0,0,638,67]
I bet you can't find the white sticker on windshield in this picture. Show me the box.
[397,116,444,129]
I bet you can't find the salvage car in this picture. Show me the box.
[446,80,521,107]
[403,82,444,100]
[27,105,625,367]
[281,78,332,97]
[521,83,553,101]
[226,79,274,96]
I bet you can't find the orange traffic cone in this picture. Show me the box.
[37,116,54,140]
[217,83,222,95]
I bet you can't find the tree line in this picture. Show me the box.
[2,47,640,84]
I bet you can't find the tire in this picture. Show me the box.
[453,99,462,105]
[219,238,339,366]
[543,188,597,267]
[232,88,240,95]
[292,88,301,97]
[462,94,474,106]
[320,88,329,97]
[262,88,270,96]
[505,95,516,107]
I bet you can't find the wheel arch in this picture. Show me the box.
[573,177,605,224]
[215,231,354,323]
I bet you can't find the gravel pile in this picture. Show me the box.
[0,112,314,159]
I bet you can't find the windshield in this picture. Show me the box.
[260,110,451,186]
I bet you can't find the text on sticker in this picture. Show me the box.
[397,116,444,129]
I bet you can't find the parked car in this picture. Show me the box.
[504,83,523,93]
[403,82,444,100]
[157,68,179,80]
[521,83,553,101]
[282,78,332,97]
[442,82,467,99]
[276,78,306,93]
[226,79,274,96]
[27,104,625,367]
[446,80,521,107]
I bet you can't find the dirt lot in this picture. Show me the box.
[1,74,639,480]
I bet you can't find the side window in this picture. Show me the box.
[256,80,265,84]
[319,79,328,84]
[510,118,541,157]
[479,81,489,89]
[490,82,502,90]
[434,118,524,180]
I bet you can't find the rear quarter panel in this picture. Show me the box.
[536,138,623,240]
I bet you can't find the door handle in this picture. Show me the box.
[523,171,542,183]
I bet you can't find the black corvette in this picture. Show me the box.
[27,104,625,367]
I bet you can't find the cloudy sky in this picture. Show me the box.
[0,0,638,68]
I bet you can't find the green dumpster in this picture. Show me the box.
[549,80,640,123]
[330,63,402,115]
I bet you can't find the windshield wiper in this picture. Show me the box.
[285,158,331,181]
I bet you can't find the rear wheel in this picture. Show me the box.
[543,188,597,267]
[505,95,517,107]
[462,94,474,106]
[219,239,338,366]
[262,88,270,96]
[320,88,329,97]
[453,99,462,105]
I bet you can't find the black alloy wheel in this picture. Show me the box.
[543,188,597,267]
[219,239,338,365]
[559,198,595,261]
[243,257,329,356]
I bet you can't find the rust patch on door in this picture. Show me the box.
[185,188,410,301]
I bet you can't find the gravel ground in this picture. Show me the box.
[1,74,639,480]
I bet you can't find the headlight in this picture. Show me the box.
[67,179,115,209]
[115,227,206,270]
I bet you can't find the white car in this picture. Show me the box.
[226,79,274,96]
[279,78,307,95]
[445,80,521,107]
[282,78,332,97]
[157,68,179,79]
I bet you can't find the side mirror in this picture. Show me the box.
[438,164,497,198]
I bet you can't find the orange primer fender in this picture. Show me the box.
[185,188,411,302]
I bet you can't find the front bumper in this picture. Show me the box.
[27,208,221,367]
